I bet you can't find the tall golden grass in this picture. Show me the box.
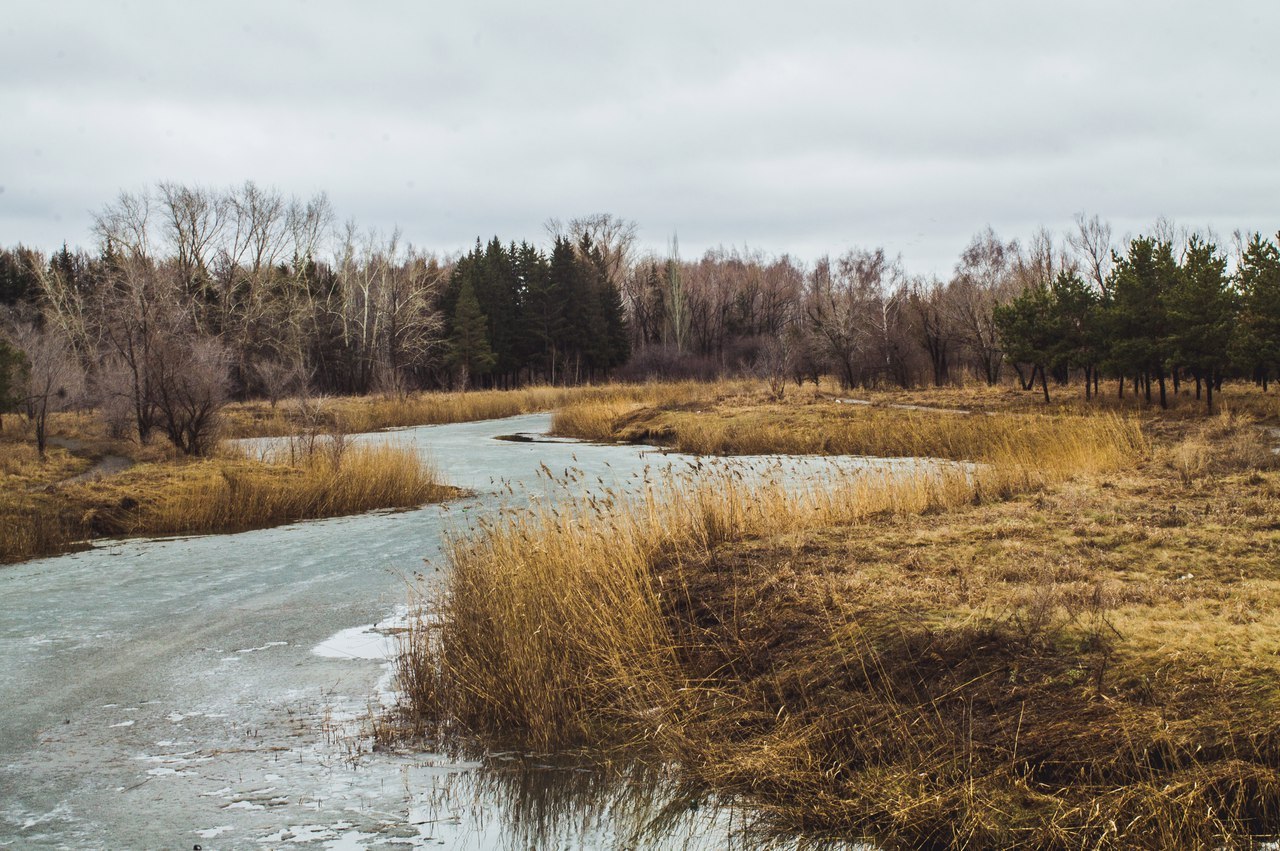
[390,412,1280,848]
[553,396,1149,466]
[125,441,453,536]
[397,412,1144,747]
[1,441,453,562]
[223,380,760,439]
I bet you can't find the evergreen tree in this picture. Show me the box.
[1236,233,1280,390]
[600,274,631,371]
[480,238,521,385]
[0,248,40,306]
[516,242,562,382]
[446,278,496,390]
[1167,236,1234,411]
[994,280,1057,401]
[1051,270,1103,398]
[550,236,602,382]
[1104,237,1178,406]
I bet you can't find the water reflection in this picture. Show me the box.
[404,751,866,850]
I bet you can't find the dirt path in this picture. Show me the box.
[46,436,136,485]
[836,398,977,415]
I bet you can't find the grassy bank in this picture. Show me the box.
[393,404,1280,849]
[4,381,754,564]
[551,382,1277,462]
[222,380,759,438]
[1,423,455,563]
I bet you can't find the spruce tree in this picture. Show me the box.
[517,242,562,382]
[1105,237,1178,406]
[446,278,496,390]
[994,280,1056,401]
[1236,233,1280,390]
[1167,236,1234,411]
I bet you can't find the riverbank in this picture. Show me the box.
[0,416,454,564]
[1,380,760,564]
[395,396,1280,849]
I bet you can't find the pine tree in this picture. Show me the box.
[994,280,1057,401]
[446,278,496,390]
[1236,233,1280,390]
[1104,237,1178,406]
[517,242,562,382]
[1167,236,1234,411]
[1050,270,1103,398]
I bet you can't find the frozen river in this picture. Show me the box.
[0,414,888,850]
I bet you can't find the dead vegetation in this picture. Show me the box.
[0,407,455,563]
[393,395,1280,849]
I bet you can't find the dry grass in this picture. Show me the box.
[553,394,1150,470]
[0,436,455,563]
[222,380,760,439]
[391,404,1280,848]
[85,441,455,538]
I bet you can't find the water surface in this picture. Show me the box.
[0,414,887,849]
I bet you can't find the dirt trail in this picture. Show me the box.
[46,435,135,484]
[836,398,978,415]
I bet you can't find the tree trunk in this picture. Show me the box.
[1206,373,1214,413]
[1040,363,1051,404]
[1157,371,1167,410]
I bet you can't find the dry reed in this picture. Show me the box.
[1,441,454,562]
[223,380,759,439]
[392,415,1170,833]
[389,411,1280,847]
[124,441,453,536]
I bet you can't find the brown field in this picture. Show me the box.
[394,384,1280,850]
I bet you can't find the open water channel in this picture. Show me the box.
[0,414,901,850]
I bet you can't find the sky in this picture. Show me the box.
[2,0,1278,276]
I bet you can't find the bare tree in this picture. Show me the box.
[157,182,227,306]
[907,278,954,387]
[664,234,689,352]
[803,255,865,389]
[334,227,443,394]
[546,213,637,292]
[91,255,176,443]
[5,322,84,457]
[152,335,231,455]
[948,228,1020,384]
[253,357,308,408]
[1068,213,1114,294]
[93,190,154,260]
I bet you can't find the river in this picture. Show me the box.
[0,413,888,850]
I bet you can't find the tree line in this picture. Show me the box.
[994,231,1280,411]
[1,184,1278,456]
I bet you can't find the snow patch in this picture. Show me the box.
[311,607,410,661]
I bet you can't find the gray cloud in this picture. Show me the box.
[3,0,1278,275]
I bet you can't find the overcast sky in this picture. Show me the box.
[3,0,1277,275]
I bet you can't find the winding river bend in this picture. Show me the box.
[0,414,891,850]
